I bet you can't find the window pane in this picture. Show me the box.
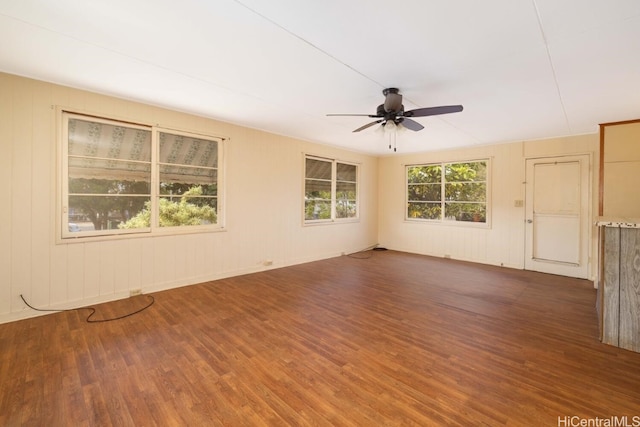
[444,182,486,202]
[408,165,441,183]
[68,177,151,195]
[156,196,217,227]
[66,115,153,236]
[68,118,151,162]
[69,158,151,183]
[69,195,150,230]
[445,203,486,222]
[407,202,441,220]
[305,179,331,199]
[407,160,488,224]
[159,132,218,167]
[445,162,487,182]
[304,156,358,222]
[305,200,331,220]
[157,132,219,227]
[160,166,217,189]
[337,192,357,200]
[336,180,356,219]
[336,182,356,199]
[160,182,217,196]
[408,183,441,202]
[336,163,356,181]
[306,158,332,180]
[336,200,357,219]
[336,165,358,220]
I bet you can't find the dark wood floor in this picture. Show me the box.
[2,251,640,426]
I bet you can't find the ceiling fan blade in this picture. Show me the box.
[353,120,383,132]
[326,113,382,118]
[404,105,463,117]
[384,93,403,112]
[401,118,424,131]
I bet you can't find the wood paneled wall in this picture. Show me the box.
[601,226,640,352]
[0,70,605,324]
[0,72,379,323]
[378,134,600,274]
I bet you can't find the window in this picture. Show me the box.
[61,112,223,239]
[155,131,219,228]
[304,155,358,223]
[406,160,488,223]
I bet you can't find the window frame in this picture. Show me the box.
[58,110,225,242]
[405,159,490,227]
[303,154,359,225]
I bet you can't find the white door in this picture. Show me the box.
[524,155,590,279]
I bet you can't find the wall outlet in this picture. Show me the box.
[263,260,273,266]
[514,199,524,207]
[444,254,451,259]
[130,288,142,297]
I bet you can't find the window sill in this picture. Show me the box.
[57,226,226,244]
[404,218,491,229]
[303,218,360,227]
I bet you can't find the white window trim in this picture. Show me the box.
[303,154,360,226]
[404,158,491,228]
[57,109,226,243]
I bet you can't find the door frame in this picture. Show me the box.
[524,154,592,279]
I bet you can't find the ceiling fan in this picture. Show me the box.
[327,88,463,133]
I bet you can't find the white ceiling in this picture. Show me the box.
[1,1,639,155]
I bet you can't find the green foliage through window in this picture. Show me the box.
[407,161,488,223]
[120,186,217,228]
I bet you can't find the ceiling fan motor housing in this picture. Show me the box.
[382,88,403,113]
[377,103,404,120]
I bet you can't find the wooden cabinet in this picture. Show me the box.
[598,222,640,352]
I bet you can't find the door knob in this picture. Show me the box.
[527,219,533,223]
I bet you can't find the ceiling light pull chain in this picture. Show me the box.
[388,126,397,152]
[394,129,397,152]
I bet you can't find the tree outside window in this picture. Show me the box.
[407,160,488,223]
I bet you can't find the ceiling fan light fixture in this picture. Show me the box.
[384,120,397,132]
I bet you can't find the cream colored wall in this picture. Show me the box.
[0,73,379,323]
[0,70,606,324]
[602,121,640,216]
[378,134,599,274]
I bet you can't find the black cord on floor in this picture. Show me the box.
[20,294,155,323]
[346,245,388,259]
[347,252,372,259]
